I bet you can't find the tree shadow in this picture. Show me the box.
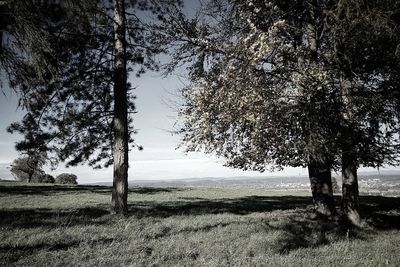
[0,237,114,263]
[0,207,110,229]
[0,184,185,196]
[0,184,112,196]
[257,195,400,254]
[359,195,400,230]
[129,187,185,194]
[269,215,372,254]
[128,196,381,255]
[129,195,313,218]
[126,194,400,254]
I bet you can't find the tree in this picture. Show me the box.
[1,0,177,214]
[325,0,400,225]
[157,0,400,220]
[10,153,55,184]
[156,0,339,216]
[33,173,55,183]
[10,154,46,182]
[112,0,129,214]
[55,173,78,184]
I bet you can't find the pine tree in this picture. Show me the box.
[1,0,177,214]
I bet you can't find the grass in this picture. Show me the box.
[0,181,399,266]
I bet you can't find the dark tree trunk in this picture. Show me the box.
[340,79,361,226]
[303,6,335,217]
[308,160,336,217]
[111,0,128,215]
[27,157,38,183]
[341,138,361,226]
[27,171,33,183]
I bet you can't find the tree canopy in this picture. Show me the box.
[157,0,400,220]
[2,0,157,168]
[55,173,78,184]
[1,0,181,214]
[161,0,400,171]
[10,154,46,182]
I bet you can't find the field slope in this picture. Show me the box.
[0,181,399,266]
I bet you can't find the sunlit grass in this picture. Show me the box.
[1,181,399,266]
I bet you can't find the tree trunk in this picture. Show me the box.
[308,160,336,217]
[27,171,33,183]
[27,157,38,183]
[342,147,360,226]
[340,79,361,226]
[111,0,128,215]
[304,16,336,217]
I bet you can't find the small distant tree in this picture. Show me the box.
[55,173,78,185]
[33,173,55,184]
[10,154,46,182]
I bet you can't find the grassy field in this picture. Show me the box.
[0,181,399,266]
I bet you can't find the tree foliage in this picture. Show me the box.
[10,154,47,182]
[158,0,338,171]
[1,0,179,168]
[320,0,400,168]
[155,0,400,220]
[33,173,55,183]
[158,0,400,172]
[55,173,78,184]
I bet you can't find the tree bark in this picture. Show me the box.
[27,157,38,183]
[27,171,33,183]
[111,0,128,215]
[304,5,336,218]
[308,160,336,217]
[342,146,360,226]
[340,79,361,226]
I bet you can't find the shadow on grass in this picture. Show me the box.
[128,194,400,254]
[0,184,112,196]
[130,187,186,195]
[0,237,114,263]
[267,216,371,254]
[360,195,400,230]
[129,195,400,228]
[0,184,184,196]
[130,195,313,218]
[0,207,110,229]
